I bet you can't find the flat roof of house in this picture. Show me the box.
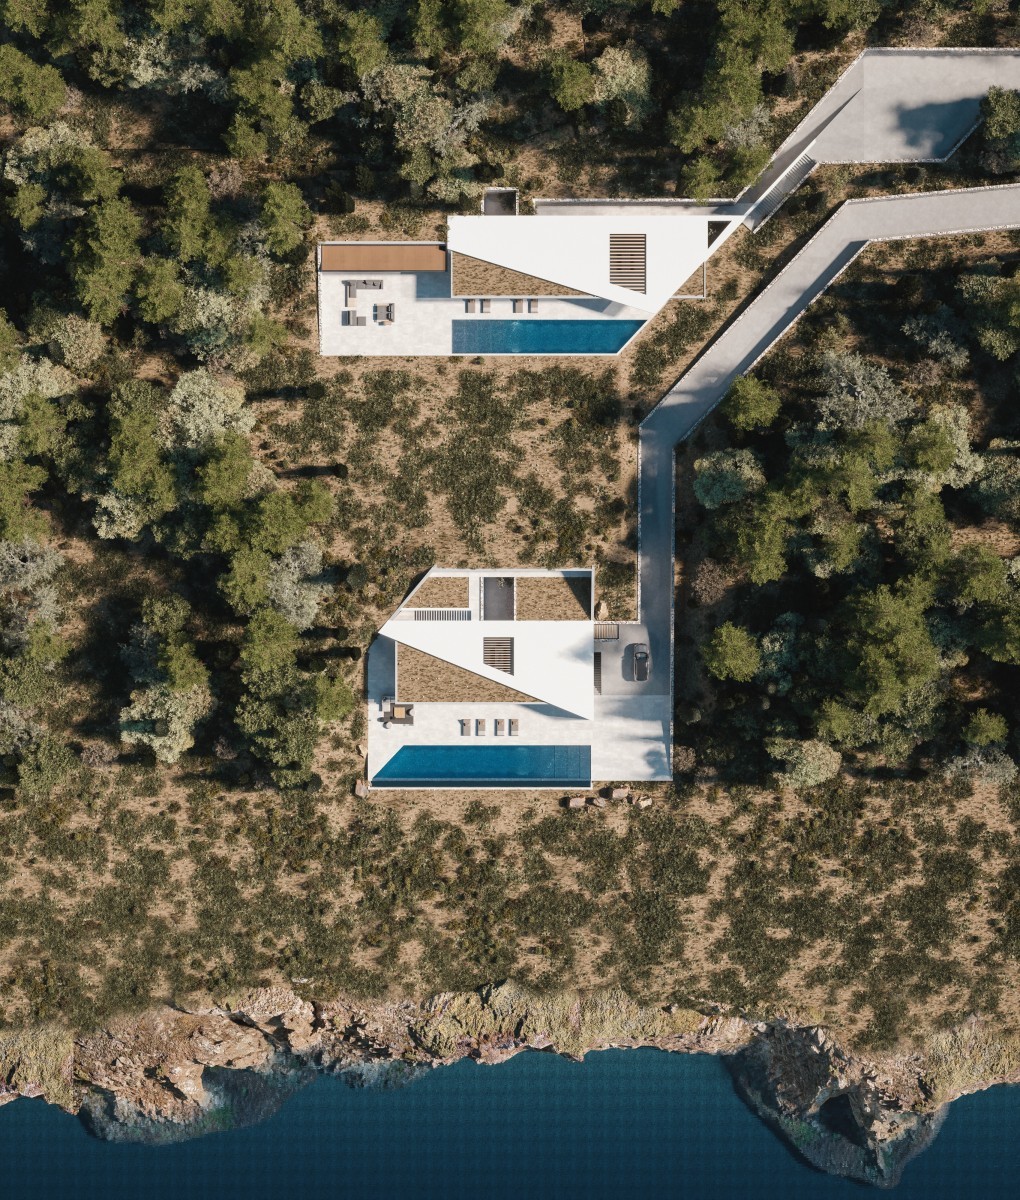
[319,242,448,272]
[446,215,740,313]
[380,568,596,719]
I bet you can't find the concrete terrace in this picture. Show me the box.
[317,260,646,357]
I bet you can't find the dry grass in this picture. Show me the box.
[451,253,584,297]
[516,574,591,620]
[396,643,538,704]
[408,575,470,608]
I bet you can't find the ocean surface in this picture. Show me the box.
[4,1048,1018,1199]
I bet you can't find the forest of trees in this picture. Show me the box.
[2,1,1020,1034]
[0,0,936,802]
[683,216,1020,792]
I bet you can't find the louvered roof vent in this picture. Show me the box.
[483,636,514,674]
[609,233,647,292]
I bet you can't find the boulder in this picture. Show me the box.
[589,795,608,808]
[636,796,652,809]
[594,599,609,621]
[605,787,629,802]
[564,796,586,809]
[354,779,370,798]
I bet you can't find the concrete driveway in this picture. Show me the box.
[637,50,1020,774]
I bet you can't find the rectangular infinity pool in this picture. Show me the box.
[452,319,644,355]
[372,744,592,788]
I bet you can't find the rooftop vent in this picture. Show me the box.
[483,637,514,674]
[609,234,647,292]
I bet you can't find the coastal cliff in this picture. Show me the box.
[2,984,1018,1187]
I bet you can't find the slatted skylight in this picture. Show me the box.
[609,234,647,291]
[482,637,514,674]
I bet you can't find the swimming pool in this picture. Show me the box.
[452,319,644,355]
[372,744,592,788]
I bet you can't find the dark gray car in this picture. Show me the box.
[633,643,650,682]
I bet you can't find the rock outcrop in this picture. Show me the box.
[5,983,1020,1185]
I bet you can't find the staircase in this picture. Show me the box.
[749,153,816,229]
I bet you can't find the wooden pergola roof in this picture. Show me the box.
[319,243,448,272]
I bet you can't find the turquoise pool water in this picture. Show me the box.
[5,1049,1020,1199]
[452,319,644,355]
[372,743,591,787]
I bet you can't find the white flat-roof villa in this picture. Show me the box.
[343,48,1020,789]
[318,201,740,357]
[367,569,670,788]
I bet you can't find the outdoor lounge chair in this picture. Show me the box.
[494,718,505,736]
[527,299,538,313]
[355,316,367,327]
[460,718,471,736]
[512,299,524,314]
[480,299,491,313]
[476,719,486,735]
[508,718,519,736]
[465,299,476,313]
[385,303,395,321]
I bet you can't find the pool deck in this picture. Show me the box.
[366,621,671,786]
[318,268,647,357]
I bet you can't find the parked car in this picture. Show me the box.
[633,643,650,682]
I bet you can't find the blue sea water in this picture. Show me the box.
[372,743,592,788]
[451,319,644,354]
[3,1048,1018,1200]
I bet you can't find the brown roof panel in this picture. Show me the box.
[450,252,586,298]
[396,643,537,704]
[516,575,592,621]
[319,243,448,272]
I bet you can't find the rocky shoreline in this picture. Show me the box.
[2,983,1018,1187]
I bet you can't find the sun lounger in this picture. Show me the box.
[512,299,524,313]
[480,299,491,313]
[494,718,505,736]
[460,718,471,736]
[465,299,476,313]
[385,303,395,322]
[508,718,519,736]
[527,299,538,313]
[476,719,486,735]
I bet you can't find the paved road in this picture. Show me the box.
[540,50,1020,221]
[746,49,1020,207]
[637,177,1020,764]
